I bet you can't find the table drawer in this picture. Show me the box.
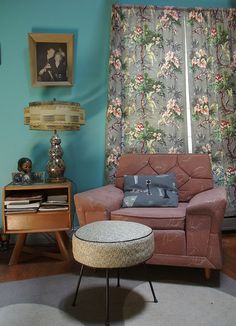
[5,211,71,232]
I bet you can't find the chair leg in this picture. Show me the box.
[72,264,84,307]
[117,268,120,287]
[204,268,211,280]
[143,264,158,303]
[105,269,110,326]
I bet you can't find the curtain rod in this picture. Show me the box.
[112,4,235,11]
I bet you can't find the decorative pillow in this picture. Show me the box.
[122,174,178,208]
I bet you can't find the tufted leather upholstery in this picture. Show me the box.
[74,153,227,277]
[115,153,214,202]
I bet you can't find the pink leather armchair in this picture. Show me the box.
[74,154,227,279]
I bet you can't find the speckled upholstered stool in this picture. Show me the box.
[72,220,157,326]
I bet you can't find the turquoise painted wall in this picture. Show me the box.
[0,0,113,227]
[0,0,234,228]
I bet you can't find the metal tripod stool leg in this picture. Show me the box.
[105,268,110,326]
[117,268,120,287]
[72,264,84,306]
[143,263,158,303]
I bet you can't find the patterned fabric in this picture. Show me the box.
[106,6,187,183]
[106,5,236,216]
[186,8,236,216]
[72,221,154,268]
[122,174,178,207]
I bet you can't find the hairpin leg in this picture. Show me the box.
[72,264,84,306]
[143,263,158,303]
[105,268,110,326]
[117,268,120,287]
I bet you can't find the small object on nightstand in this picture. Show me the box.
[18,157,32,174]
[12,158,45,185]
[12,157,32,185]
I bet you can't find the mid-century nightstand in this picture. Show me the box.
[2,181,72,265]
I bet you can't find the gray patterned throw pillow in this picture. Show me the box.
[122,174,178,208]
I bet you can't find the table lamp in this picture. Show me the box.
[24,100,85,182]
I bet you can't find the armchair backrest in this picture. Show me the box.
[115,153,214,202]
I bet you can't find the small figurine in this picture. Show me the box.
[13,157,32,184]
[18,157,32,174]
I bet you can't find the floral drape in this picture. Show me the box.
[106,5,236,216]
[187,8,236,215]
[106,6,187,181]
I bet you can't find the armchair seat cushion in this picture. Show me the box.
[111,202,188,230]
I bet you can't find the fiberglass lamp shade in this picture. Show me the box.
[24,101,85,182]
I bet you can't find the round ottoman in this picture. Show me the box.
[72,220,157,326]
[72,220,154,268]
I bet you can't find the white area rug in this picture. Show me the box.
[123,282,236,326]
[0,272,235,326]
[0,304,84,326]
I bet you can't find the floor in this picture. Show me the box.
[0,232,236,283]
[221,232,236,280]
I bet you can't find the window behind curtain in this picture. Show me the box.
[106,5,236,216]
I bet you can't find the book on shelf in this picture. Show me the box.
[5,202,41,209]
[4,199,30,205]
[38,205,68,212]
[5,192,44,202]
[47,194,68,202]
[41,201,68,206]
[5,207,38,214]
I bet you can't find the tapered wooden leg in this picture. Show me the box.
[55,231,70,261]
[59,230,70,248]
[204,268,211,280]
[9,233,27,265]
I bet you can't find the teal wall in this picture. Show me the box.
[0,0,113,223]
[0,0,234,228]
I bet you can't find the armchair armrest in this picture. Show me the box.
[74,184,124,226]
[186,187,227,233]
[185,187,227,264]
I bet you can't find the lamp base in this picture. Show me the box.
[47,177,67,183]
[47,131,66,182]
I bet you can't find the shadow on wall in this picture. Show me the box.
[230,1,236,8]
[30,141,49,173]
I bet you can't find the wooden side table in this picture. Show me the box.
[2,181,72,265]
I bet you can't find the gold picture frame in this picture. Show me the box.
[28,33,74,87]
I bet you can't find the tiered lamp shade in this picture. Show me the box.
[24,101,85,131]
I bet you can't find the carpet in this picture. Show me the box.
[123,282,236,326]
[0,304,82,326]
[0,267,236,326]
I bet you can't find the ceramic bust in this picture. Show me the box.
[18,157,32,174]
[13,157,32,184]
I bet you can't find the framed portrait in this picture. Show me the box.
[28,33,74,87]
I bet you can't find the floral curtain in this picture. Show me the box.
[106,6,187,182]
[106,5,236,216]
[187,9,236,215]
